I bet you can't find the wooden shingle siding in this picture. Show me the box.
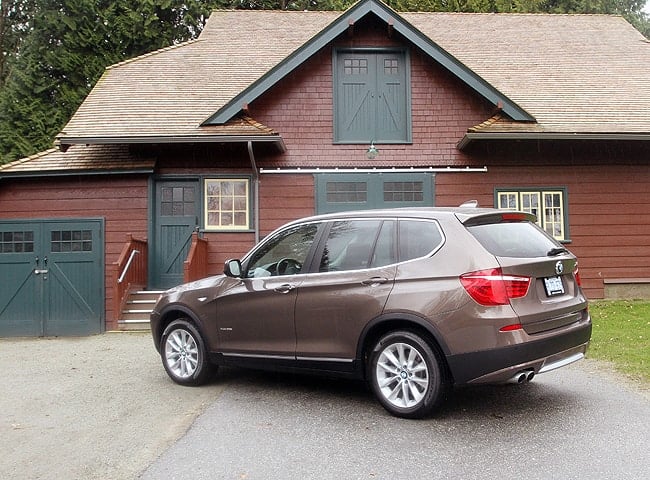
[253,29,491,169]
[258,175,315,236]
[202,232,254,277]
[0,176,148,329]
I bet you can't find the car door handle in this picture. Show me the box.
[275,284,296,294]
[361,277,388,286]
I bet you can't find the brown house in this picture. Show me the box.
[1,0,649,336]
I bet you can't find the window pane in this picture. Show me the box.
[326,182,367,203]
[205,179,249,230]
[370,221,396,268]
[398,220,444,262]
[384,58,399,75]
[319,220,382,272]
[468,221,559,258]
[49,230,92,253]
[384,181,423,202]
[542,192,564,240]
[161,187,173,202]
[246,224,318,277]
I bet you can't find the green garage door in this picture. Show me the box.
[0,219,104,336]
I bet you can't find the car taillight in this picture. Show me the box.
[460,268,531,306]
[574,266,582,287]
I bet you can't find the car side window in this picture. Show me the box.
[245,223,318,278]
[318,220,384,272]
[398,219,444,262]
[370,220,396,268]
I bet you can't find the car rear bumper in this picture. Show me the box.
[446,318,592,385]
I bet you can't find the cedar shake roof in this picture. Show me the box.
[0,145,155,177]
[56,0,650,148]
[57,10,332,147]
[406,12,650,137]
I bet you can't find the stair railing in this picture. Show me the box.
[184,231,208,283]
[112,234,148,325]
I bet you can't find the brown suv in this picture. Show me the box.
[150,207,591,418]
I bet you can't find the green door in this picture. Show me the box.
[334,50,409,143]
[151,180,199,289]
[0,220,104,336]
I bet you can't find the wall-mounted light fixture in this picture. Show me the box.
[366,141,379,159]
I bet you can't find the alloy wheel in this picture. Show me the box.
[375,341,430,408]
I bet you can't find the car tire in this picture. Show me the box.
[161,318,215,386]
[368,330,446,419]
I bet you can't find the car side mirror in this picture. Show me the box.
[224,259,242,278]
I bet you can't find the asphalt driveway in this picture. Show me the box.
[0,332,224,480]
[1,333,648,479]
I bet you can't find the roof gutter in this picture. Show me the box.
[259,166,487,174]
[57,135,286,152]
[458,132,650,150]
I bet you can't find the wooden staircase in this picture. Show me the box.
[117,290,164,331]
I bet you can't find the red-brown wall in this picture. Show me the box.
[434,164,650,299]
[0,175,149,329]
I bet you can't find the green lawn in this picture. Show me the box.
[588,300,650,383]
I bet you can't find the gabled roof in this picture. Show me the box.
[56,0,650,149]
[203,0,532,125]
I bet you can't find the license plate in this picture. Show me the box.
[544,276,565,296]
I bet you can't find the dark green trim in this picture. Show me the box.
[204,0,533,126]
[458,132,650,150]
[58,135,285,151]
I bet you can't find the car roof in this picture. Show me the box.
[286,206,524,226]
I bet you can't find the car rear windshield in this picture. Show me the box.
[466,221,561,258]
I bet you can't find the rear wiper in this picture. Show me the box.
[547,247,568,256]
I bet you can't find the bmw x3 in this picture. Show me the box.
[151,206,591,418]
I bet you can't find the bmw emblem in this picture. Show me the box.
[555,261,564,275]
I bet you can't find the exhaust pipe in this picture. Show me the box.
[506,370,534,384]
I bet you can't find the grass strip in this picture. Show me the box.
[588,300,650,383]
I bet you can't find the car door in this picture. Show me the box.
[294,219,397,361]
[214,222,320,357]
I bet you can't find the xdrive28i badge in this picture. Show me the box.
[555,261,564,275]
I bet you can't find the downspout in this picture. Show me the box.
[247,141,260,244]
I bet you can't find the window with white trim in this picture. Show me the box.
[205,178,250,231]
[496,188,568,241]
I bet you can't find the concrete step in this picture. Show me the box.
[117,319,151,331]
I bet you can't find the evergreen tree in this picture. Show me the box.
[0,0,225,163]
